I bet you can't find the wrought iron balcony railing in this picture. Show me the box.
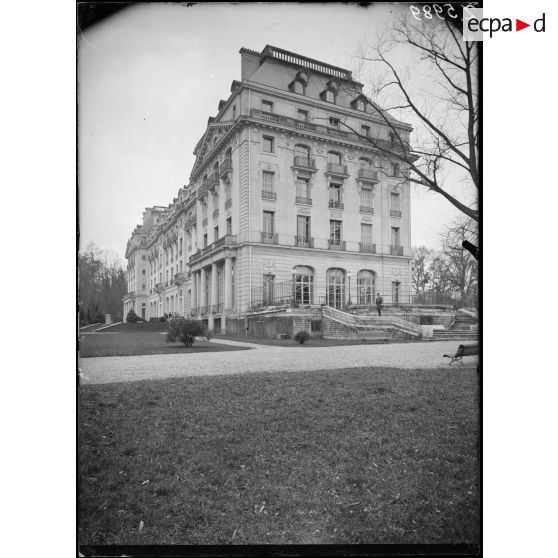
[328,239,346,250]
[390,245,404,256]
[359,205,374,214]
[390,209,402,217]
[295,236,314,248]
[293,156,316,170]
[359,242,376,254]
[328,200,344,210]
[219,158,232,178]
[296,196,312,205]
[212,303,224,314]
[261,191,277,200]
[261,232,278,244]
[357,168,379,182]
[326,162,349,176]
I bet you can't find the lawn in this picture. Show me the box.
[79,367,479,545]
[80,330,248,358]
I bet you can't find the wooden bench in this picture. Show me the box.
[443,343,478,366]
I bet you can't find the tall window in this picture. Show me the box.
[361,223,373,245]
[293,266,313,304]
[391,226,401,246]
[232,105,236,119]
[214,226,219,240]
[296,178,310,202]
[357,99,366,111]
[392,282,400,304]
[262,171,274,195]
[326,268,345,309]
[357,270,376,304]
[360,187,373,210]
[329,117,339,127]
[263,136,275,153]
[391,162,400,176]
[295,144,310,163]
[391,192,401,211]
[329,183,342,207]
[226,217,232,236]
[359,157,372,169]
[325,90,335,103]
[297,108,308,121]
[262,100,274,113]
[330,220,342,246]
[328,151,342,165]
[263,211,275,242]
[203,233,208,248]
[297,215,311,244]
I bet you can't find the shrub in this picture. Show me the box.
[95,311,105,324]
[166,317,208,347]
[159,316,167,323]
[113,315,123,323]
[126,309,140,323]
[294,330,310,344]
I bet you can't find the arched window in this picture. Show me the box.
[325,90,335,103]
[359,157,373,169]
[295,144,311,165]
[357,270,376,305]
[293,266,314,305]
[293,81,304,95]
[326,268,346,309]
[327,151,342,165]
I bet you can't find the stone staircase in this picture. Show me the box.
[322,306,421,338]
[433,312,478,341]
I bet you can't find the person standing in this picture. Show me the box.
[375,293,383,316]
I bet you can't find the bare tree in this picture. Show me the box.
[411,246,432,295]
[339,9,478,222]
[440,216,478,303]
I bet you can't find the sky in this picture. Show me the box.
[78,2,476,260]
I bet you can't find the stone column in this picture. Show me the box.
[211,263,218,311]
[224,257,233,311]
[200,268,207,311]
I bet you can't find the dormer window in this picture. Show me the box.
[262,100,274,114]
[293,81,304,94]
[329,117,339,128]
[289,70,308,95]
[357,99,366,111]
[321,80,338,104]
[325,90,335,103]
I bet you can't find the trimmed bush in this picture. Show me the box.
[95,311,105,324]
[166,317,208,347]
[126,309,140,323]
[159,316,167,323]
[294,330,310,344]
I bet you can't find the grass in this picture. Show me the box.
[79,367,479,545]
[79,330,248,358]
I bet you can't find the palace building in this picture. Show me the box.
[123,45,414,332]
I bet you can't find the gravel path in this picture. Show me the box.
[79,340,478,385]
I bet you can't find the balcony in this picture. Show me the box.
[261,190,277,200]
[326,127,349,139]
[219,158,233,179]
[292,156,317,171]
[261,232,278,244]
[225,198,232,210]
[213,209,219,219]
[213,234,237,249]
[197,182,209,200]
[328,200,344,210]
[202,217,208,228]
[359,242,376,254]
[358,168,379,182]
[390,209,402,217]
[249,108,411,153]
[174,272,186,285]
[391,245,404,256]
[296,196,312,205]
[200,305,210,316]
[326,162,349,177]
[209,171,220,190]
[328,239,346,251]
[295,236,314,248]
[359,205,374,214]
[212,303,224,314]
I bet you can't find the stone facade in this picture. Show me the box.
[123,45,414,330]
